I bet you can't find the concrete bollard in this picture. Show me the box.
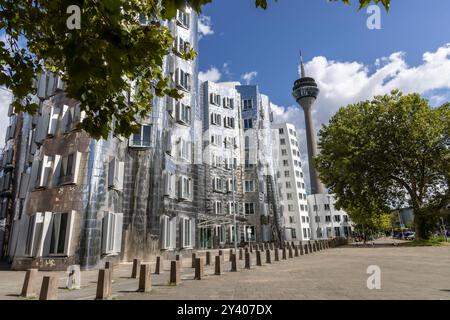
[299,243,304,255]
[249,245,253,253]
[230,254,237,272]
[21,269,38,298]
[95,269,111,300]
[138,264,152,292]
[282,247,287,260]
[229,249,234,262]
[239,248,243,260]
[39,276,58,300]
[265,249,271,264]
[214,256,222,275]
[66,265,81,289]
[294,245,299,257]
[194,258,204,280]
[256,250,262,266]
[170,261,181,285]
[206,251,211,266]
[155,256,163,274]
[105,261,114,284]
[261,243,265,251]
[288,246,293,259]
[304,244,309,254]
[274,248,280,261]
[191,252,197,268]
[245,252,251,269]
[131,259,141,278]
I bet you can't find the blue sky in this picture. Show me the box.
[198,0,450,108]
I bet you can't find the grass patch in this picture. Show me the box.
[401,236,449,247]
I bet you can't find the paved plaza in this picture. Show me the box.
[0,239,449,300]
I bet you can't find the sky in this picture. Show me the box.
[197,0,450,190]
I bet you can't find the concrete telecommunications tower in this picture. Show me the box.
[292,51,326,194]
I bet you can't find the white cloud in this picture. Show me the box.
[241,71,258,85]
[198,15,214,40]
[273,43,450,192]
[0,87,12,150]
[199,66,221,83]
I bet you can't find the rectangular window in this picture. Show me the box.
[315,216,320,223]
[325,215,331,222]
[176,103,191,125]
[214,201,223,215]
[102,212,123,254]
[280,138,286,145]
[59,152,81,185]
[176,9,190,29]
[334,227,341,237]
[245,203,255,215]
[343,215,349,222]
[302,216,306,223]
[244,119,253,129]
[178,176,192,201]
[130,125,151,147]
[285,182,292,189]
[178,138,191,161]
[182,218,192,248]
[108,158,124,191]
[286,193,293,200]
[303,228,307,238]
[284,171,290,177]
[288,204,294,212]
[324,204,331,211]
[244,180,254,192]
[281,149,287,156]
[291,228,297,239]
[176,68,191,91]
[334,215,341,222]
[49,212,74,256]
[243,99,253,110]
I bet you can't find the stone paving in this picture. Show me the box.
[1,239,449,300]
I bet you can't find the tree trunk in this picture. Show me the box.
[414,213,428,240]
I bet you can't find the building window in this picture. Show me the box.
[301,216,306,223]
[243,99,253,110]
[291,228,297,239]
[325,215,331,223]
[176,9,190,29]
[175,103,191,125]
[324,204,331,211]
[178,138,191,161]
[288,204,294,212]
[210,93,221,106]
[214,201,223,214]
[178,176,192,201]
[161,215,175,249]
[182,218,193,248]
[313,204,318,211]
[49,212,73,256]
[283,160,289,167]
[244,180,254,192]
[303,228,307,238]
[287,193,293,200]
[59,152,81,185]
[131,125,151,147]
[334,227,341,237]
[244,118,253,129]
[280,138,286,145]
[315,216,320,223]
[243,203,254,215]
[281,149,287,156]
[334,215,341,222]
[223,97,234,109]
[102,212,123,254]
[343,215,349,222]
[176,68,191,91]
[285,181,292,189]
[284,170,290,177]
[279,128,284,134]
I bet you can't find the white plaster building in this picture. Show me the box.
[272,123,310,241]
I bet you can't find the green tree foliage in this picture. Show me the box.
[315,91,450,240]
[0,0,389,139]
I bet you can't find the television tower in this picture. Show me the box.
[292,51,325,194]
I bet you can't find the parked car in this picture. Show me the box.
[405,232,415,240]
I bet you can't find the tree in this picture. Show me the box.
[0,0,390,139]
[315,91,450,240]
